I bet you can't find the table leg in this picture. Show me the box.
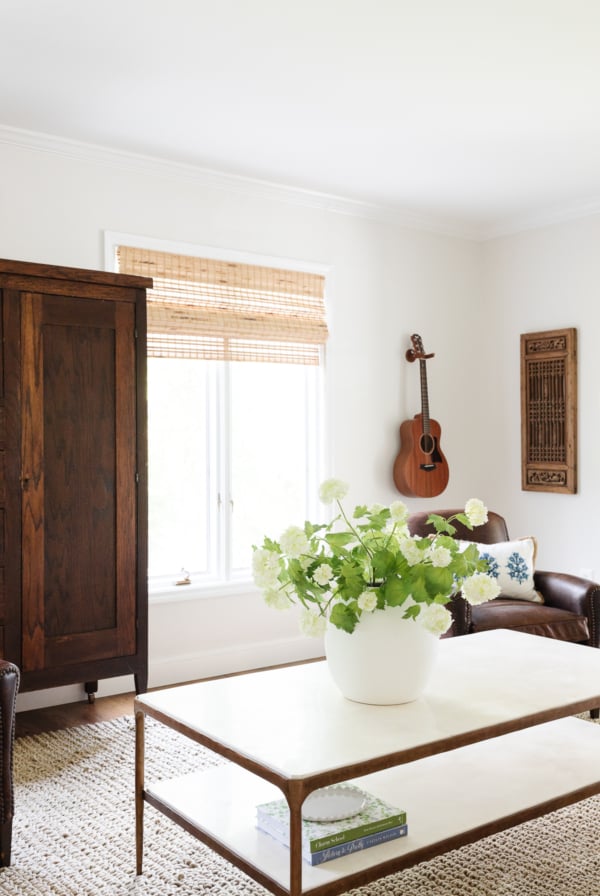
[135,709,145,876]
[288,784,305,896]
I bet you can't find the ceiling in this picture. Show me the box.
[2,1,600,239]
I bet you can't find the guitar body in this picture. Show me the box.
[393,414,449,498]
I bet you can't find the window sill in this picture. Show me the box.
[149,578,258,605]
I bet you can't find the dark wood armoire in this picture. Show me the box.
[0,259,151,700]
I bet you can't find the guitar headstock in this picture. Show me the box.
[406,333,435,362]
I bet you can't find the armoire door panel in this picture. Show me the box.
[43,314,117,638]
[21,292,137,672]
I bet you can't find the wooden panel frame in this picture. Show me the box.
[520,328,577,494]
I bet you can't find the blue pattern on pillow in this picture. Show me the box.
[507,551,529,585]
[481,553,500,579]
[461,537,543,603]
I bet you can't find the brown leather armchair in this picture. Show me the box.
[408,509,600,650]
[0,660,19,866]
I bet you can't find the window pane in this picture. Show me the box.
[229,362,319,572]
[147,358,211,578]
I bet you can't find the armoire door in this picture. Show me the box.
[20,291,138,674]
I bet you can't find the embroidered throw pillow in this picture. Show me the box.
[464,537,543,603]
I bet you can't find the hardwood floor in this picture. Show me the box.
[15,692,136,738]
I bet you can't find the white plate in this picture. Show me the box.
[302,785,366,822]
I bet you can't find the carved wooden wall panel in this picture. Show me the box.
[520,328,577,494]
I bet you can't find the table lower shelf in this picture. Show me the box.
[143,716,600,896]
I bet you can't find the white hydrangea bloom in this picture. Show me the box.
[299,607,327,637]
[464,498,488,527]
[427,545,452,568]
[357,590,378,612]
[252,549,280,588]
[263,588,292,610]
[462,572,501,605]
[418,603,452,637]
[399,536,424,567]
[279,525,309,558]
[389,500,409,524]
[313,563,334,586]
[318,478,349,504]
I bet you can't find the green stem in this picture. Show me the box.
[335,498,376,580]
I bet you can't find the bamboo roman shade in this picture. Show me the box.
[116,246,328,364]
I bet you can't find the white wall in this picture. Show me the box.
[0,138,483,709]
[480,217,600,576]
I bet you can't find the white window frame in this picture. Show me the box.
[104,231,331,603]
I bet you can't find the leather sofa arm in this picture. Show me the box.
[444,593,472,637]
[534,570,600,648]
[0,659,19,864]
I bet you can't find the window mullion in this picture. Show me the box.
[217,361,233,580]
[206,363,220,580]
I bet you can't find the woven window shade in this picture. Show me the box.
[116,246,328,364]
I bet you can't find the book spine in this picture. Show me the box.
[309,823,408,866]
[256,809,407,853]
[308,812,407,852]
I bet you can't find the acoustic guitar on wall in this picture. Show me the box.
[393,334,449,498]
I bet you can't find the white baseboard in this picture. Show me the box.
[147,636,325,689]
[15,636,325,713]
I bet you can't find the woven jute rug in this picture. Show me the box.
[0,715,598,896]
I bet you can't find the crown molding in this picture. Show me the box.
[480,197,600,241]
[0,123,482,241]
[8,122,596,242]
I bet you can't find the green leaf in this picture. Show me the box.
[426,514,456,536]
[330,602,359,633]
[372,549,397,578]
[366,509,389,529]
[403,604,420,620]
[337,561,366,599]
[424,566,455,597]
[462,542,481,562]
[305,521,327,538]
[353,505,368,519]
[408,571,430,602]
[325,532,356,549]
[380,575,410,606]
[434,534,460,551]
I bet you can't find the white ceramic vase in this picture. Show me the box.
[324,604,439,705]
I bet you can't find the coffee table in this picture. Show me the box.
[134,630,600,896]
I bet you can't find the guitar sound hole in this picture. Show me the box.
[420,434,435,455]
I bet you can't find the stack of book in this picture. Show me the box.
[256,787,407,866]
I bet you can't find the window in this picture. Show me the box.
[114,240,328,595]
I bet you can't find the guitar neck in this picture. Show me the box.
[419,359,431,433]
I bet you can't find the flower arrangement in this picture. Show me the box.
[252,479,501,638]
